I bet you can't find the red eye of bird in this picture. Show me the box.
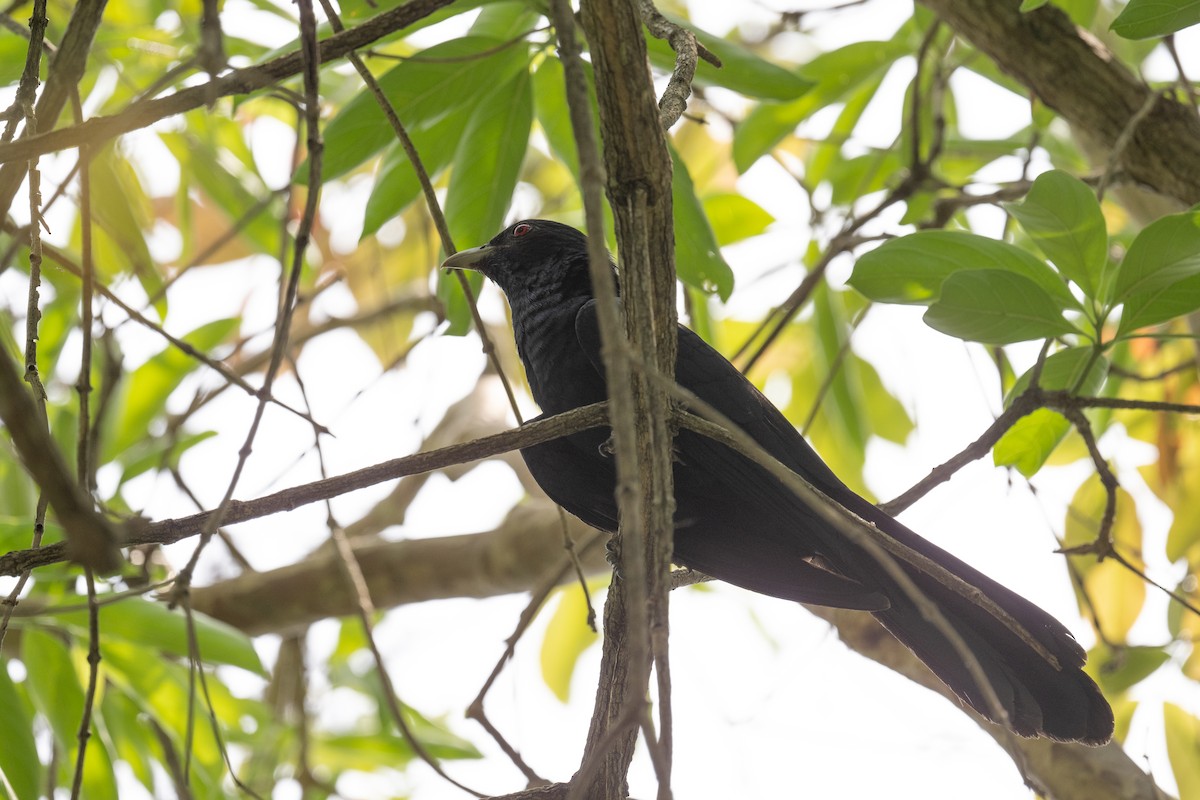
[512,223,532,237]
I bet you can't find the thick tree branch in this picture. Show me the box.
[569,0,680,796]
[0,0,456,169]
[0,343,119,571]
[190,502,602,635]
[920,0,1200,205]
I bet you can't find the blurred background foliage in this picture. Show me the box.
[1,0,1199,797]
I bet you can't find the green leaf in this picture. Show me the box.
[733,39,907,172]
[21,630,118,800]
[361,108,470,238]
[701,193,774,246]
[1005,345,1111,401]
[849,231,1078,308]
[53,599,265,675]
[533,56,586,179]
[646,15,814,101]
[540,585,600,701]
[101,642,226,772]
[445,68,533,255]
[1064,476,1145,641]
[438,267,486,337]
[1092,645,1170,695]
[306,36,532,182]
[1114,211,1200,300]
[923,269,1080,344]
[1165,703,1200,800]
[993,346,1110,475]
[1005,170,1108,300]
[806,75,883,188]
[99,690,156,793]
[118,430,216,486]
[1112,0,1200,38]
[0,659,41,800]
[468,0,540,39]
[670,147,735,300]
[993,408,1074,478]
[108,318,240,460]
[78,147,159,310]
[1118,271,1200,335]
[21,629,85,748]
[161,124,283,259]
[1114,211,1200,334]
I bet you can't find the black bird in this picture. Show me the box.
[442,219,1114,744]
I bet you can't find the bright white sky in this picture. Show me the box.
[4,1,1200,799]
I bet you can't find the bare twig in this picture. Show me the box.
[314,0,525,423]
[171,0,325,601]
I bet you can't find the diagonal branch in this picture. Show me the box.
[0,0,456,168]
[919,0,1200,205]
[0,403,610,576]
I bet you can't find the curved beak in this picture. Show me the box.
[441,244,492,272]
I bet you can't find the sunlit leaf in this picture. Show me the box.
[646,15,814,101]
[850,231,1078,308]
[108,318,239,460]
[304,36,532,183]
[53,599,265,675]
[923,269,1079,344]
[702,194,774,247]
[540,584,601,701]
[0,658,41,800]
[1005,170,1108,300]
[1063,475,1145,641]
[445,68,533,255]
[1112,0,1200,38]
[994,346,1110,476]
[1091,644,1171,695]
[733,38,908,172]
[1165,703,1200,800]
[21,630,117,800]
[362,108,471,238]
[671,147,735,300]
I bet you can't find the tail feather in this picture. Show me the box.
[870,560,1113,743]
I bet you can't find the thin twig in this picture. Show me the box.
[68,569,101,800]
[314,0,525,422]
[170,1,326,604]
[466,533,604,786]
[0,403,611,576]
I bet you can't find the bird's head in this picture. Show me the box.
[440,219,600,299]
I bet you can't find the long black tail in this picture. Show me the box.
[859,512,1114,744]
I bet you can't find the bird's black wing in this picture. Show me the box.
[573,299,891,610]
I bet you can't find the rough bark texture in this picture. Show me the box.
[576,0,680,797]
[189,502,604,635]
[921,0,1200,205]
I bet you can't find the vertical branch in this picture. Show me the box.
[549,4,647,796]
[554,0,680,796]
[171,0,324,596]
[69,85,102,800]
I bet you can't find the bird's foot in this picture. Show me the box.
[604,536,624,579]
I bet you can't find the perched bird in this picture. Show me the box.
[442,219,1114,744]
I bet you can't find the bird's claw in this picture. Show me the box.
[604,537,624,579]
